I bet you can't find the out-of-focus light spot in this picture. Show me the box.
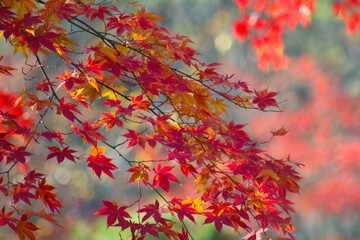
[213,10,230,28]
[71,170,88,188]
[328,47,346,65]
[214,32,233,53]
[78,185,95,200]
[55,167,71,185]
[299,4,311,17]
[205,10,231,36]
[347,80,360,97]
[248,12,258,26]
[37,219,53,237]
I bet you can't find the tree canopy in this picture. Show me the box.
[0,0,359,240]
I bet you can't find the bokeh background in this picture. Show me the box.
[1,0,360,239]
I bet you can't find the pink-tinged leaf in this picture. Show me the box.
[253,88,279,111]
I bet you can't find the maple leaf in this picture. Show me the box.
[87,146,118,179]
[70,88,89,110]
[16,215,39,240]
[102,99,122,108]
[24,170,45,185]
[123,129,140,147]
[137,200,162,223]
[107,14,133,36]
[94,200,131,229]
[83,4,112,22]
[36,79,55,93]
[11,184,36,205]
[152,164,179,192]
[139,223,161,238]
[181,196,207,213]
[46,146,77,163]
[40,130,64,143]
[127,164,149,186]
[6,146,32,164]
[178,226,190,240]
[56,70,85,91]
[99,112,123,131]
[131,93,151,111]
[34,209,62,228]
[58,97,82,122]
[36,178,63,214]
[271,126,288,136]
[0,56,16,76]
[72,120,108,147]
[211,98,230,115]
[170,202,198,223]
[0,206,17,232]
[253,88,279,111]
[0,177,8,196]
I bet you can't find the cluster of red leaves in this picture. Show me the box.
[233,0,360,72]
[233,0,315,71]
[0,0,302,239]
[333,0,360,34]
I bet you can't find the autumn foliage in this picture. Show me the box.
[0,0,357,239]
[232,0,360,72]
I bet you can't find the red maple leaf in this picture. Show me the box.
[24,170,45,185]
[253,88,279,111]
[127,164,149,186]
[0,177,8,196]
[83,4,112,22]
[131,94,151,111]
[87,146,118,179]
[170,202,198,223]
[123,129,140,147]
[6,146,32,164]
[16,215,39,240]
[59,97,82,122]
[35,178,63,214]
[56,70,86,91]
[41,130,64,143]
[11,184,36,205]
[102,99,122,108]
[99,112,123,131]
[94,200,131,229]
[152,164,179,192]
[137,200,162,223]
[46,146,77,163]
[72,120,107,146]
[0,206,17,232]
[139,223,160,238]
